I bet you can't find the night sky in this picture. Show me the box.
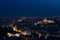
[0,0,60,17]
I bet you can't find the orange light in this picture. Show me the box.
[13,26,21,32]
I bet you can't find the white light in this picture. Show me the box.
[7,32,20,37]
[7,33,12,37]
[48,20,54,23]
[34,23,37,25]
[21,32,27,35]
[18,19,22,22]
[15,34,20,37]
[39,34,42,38]
[43,19,48,22]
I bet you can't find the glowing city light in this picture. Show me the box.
[12,26,21,32]
[7,32,20,37]
[18,19,22,22]
[15,33,20,37]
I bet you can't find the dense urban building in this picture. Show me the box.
[0,17,60,40]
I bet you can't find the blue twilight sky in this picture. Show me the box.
[0,0,60,17]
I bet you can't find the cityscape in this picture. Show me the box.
[0,17,60,40]
[0,0,60,40]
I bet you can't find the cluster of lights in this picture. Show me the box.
[43,18,54,23]
[7,32,20,37]
[35,31,49,39]
[34,18,55,25]
[12,26,21,32]
[2,17,59,40]
[7,26,31,37]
